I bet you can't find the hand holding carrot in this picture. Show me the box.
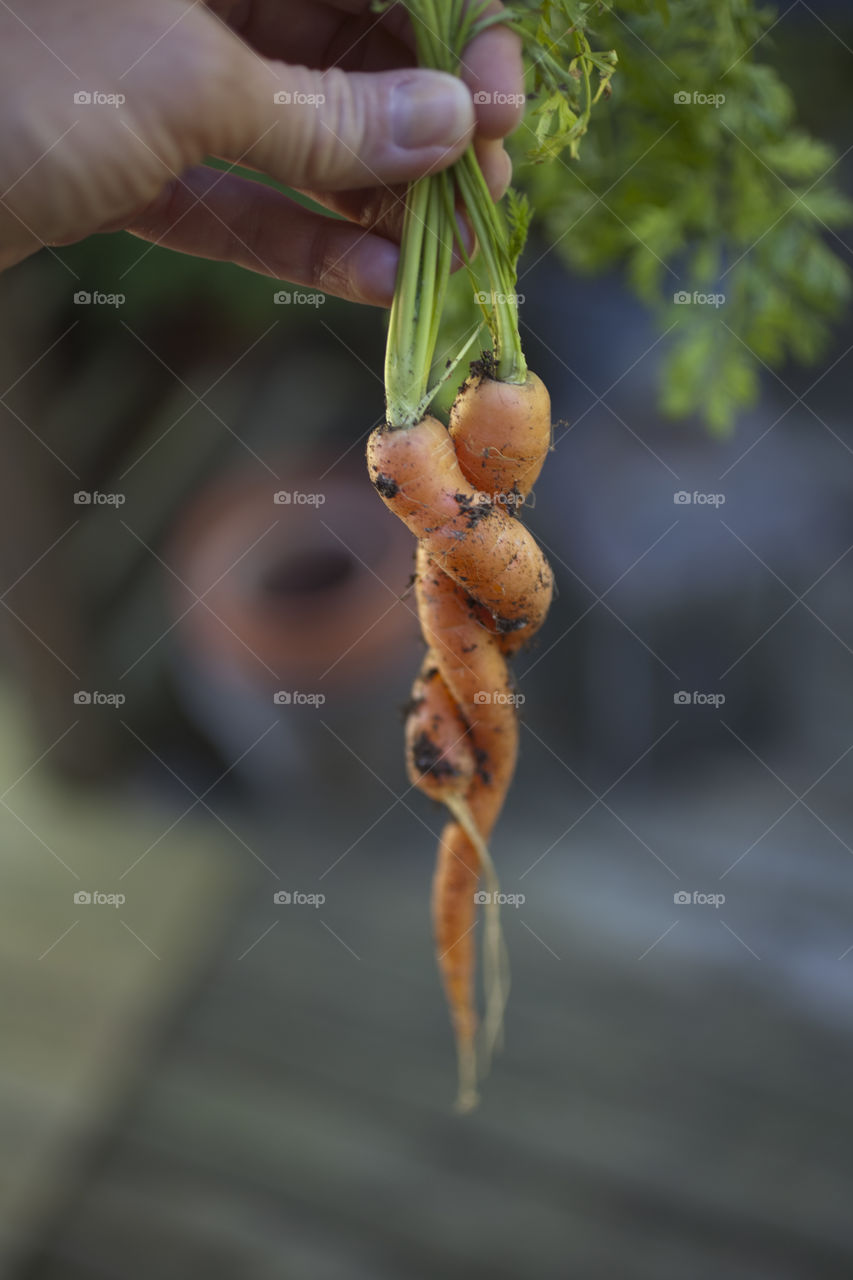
[0,0,522,302]
[359,1,565,1109]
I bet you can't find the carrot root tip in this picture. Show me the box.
[444,794,510,1083]
[454,1036,480,1113]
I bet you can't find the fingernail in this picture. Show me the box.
[392,73,473,150]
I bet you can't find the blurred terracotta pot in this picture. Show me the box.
[166,461,416,693]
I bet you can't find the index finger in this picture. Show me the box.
[226,0,524,138]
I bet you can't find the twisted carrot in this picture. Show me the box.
[368,371,552,1108]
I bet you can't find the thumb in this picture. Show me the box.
[227,64,476,192]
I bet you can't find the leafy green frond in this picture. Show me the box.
[517,0,851,431]
[506,1,618,161]
[506,188,533,271]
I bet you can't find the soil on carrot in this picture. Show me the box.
[493,614,529,635]
[410,731,462,780]
[460,352,497,392]
[454,492,493,529]
[372,472,399,499]
[474,747,492,787]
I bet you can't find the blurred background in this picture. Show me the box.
[2,3,853,1278]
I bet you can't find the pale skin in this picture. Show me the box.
[0,0,524,304]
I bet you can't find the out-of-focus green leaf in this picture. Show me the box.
[515,0,851,431]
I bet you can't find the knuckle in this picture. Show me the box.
[288,67,364,187]
[355,188,404,238]
[307,218,352,298]
[138,18,257,158]
[128,177,182,238]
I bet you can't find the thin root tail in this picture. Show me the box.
[444,794,511,1082]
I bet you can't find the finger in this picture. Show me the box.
[475,138,513,202]
[124,167,400,306]
[228,1,413,71]
[461,9,525,139]
[211,130,508,247]
[299,142,508,233]
[295,183,410,242]
[221,0,413,67]
[296,139,509,231]
[223,2,522,138]
[232,64,476,191]
[296,184,477,267]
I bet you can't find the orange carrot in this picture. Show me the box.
[405,658,476,801]
[413,548,516,1106]
[449,369,552,502]
[369,366,553,1108]
[367,417,553,637]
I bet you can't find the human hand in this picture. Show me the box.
[0,0,524,303]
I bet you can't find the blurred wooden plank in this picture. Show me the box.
[0,687,242,1274]
[22,746,853,1279]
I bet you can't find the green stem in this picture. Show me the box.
[384,0,528,426]
[457,153,526,383]
[385,177,430,428]
[384,171,458,428]
[576,30,593,136]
